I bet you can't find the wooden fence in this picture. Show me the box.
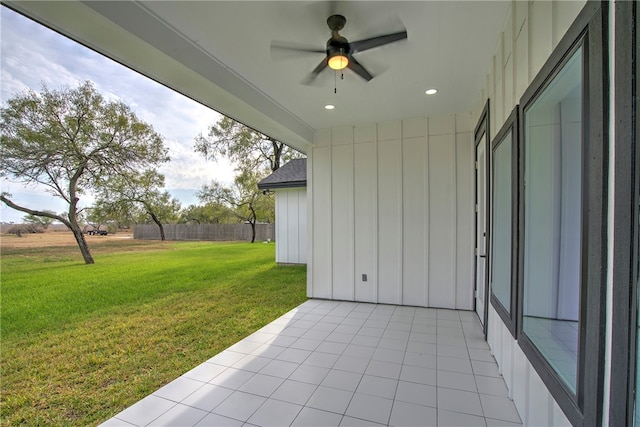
[133,223,275,242]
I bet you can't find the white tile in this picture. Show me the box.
[485,418,523,426]
[208,367,254,389]
[343,344,376,359]
[406,341,437,354]
[472,360,502,378]
[291,407,342,426]
[345,393,393,425]
[303,352,339,368]
[403,352,437,368]
[316,341,348,355]
[306,386,354,414]
[389,400,437,427]
[356,375,398,399]
[260,359,299,378]
[291,338,322,351]
[321,370,362,391]
[232,355,272,372]
[437,388,483,417]
[247,399,303,426]
[327,332,357,344]
[289,365,330,385]
[377,338,407,351]
[271,379,317,406]
[372,348,405,364]
[113,395,175,426]
[365,360,402,379]
[400,365,437,385]
[277,348,312,363]
[207,351,245,367]
[238,373,284,397]
[267,335,298,348]
[340,415,386,426]
[226,340,262,354]
[182,362,227,383]
[395,381,437,407]
[98,418,136,427]
[333,355,369,374]
[150,403,208,426]
[437,356,473,374]
[437,371,477,392]
[437,344,470,359]
[350,335,381,347]
[409,332,437,343]
[468,347,495,362]
[479,394,522,423]
[153,377,204,402]
[211,391,266,422]
[195,412,243,426]
[475,375,510,397]
[251,344,287,359]
[180,383,234,411]
[438,409,487,427]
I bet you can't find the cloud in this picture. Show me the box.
[0,7,236,222]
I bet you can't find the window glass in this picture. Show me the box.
[522,46,582,394]
[491,130,513,313]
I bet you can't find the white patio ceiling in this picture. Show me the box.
[4,1,510,153]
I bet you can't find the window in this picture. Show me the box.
[516,2,607,424]
[522,45,582,393]
[490,107,518,337]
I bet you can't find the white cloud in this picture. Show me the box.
[0,7,236,223]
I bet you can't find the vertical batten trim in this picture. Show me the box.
[399,122,404,305]
[329,130,334,300]
[452,117,459,308]
[374,127,380,304]
[307,145,314,297]
[351,126,356,301]
[424,118,430,307]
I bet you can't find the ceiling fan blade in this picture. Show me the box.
[302,57,329,85]
[350,30,408,53]
[270,41,325,54]
[347,56,374,81]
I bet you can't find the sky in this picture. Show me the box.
[0,7,235,223]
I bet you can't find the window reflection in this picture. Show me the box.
[522,46,583,394]
[492,130,513,313]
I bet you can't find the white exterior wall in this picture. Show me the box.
[480,1,586,426]
[307,114,475,310]
[275,188,307,264]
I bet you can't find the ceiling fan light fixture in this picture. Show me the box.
[324,104,335,110]
[328,53,349,70]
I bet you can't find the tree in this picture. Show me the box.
[94,170,181,240]
[194,116,303,173]
[179,203,235,224]
[197,170,273,243]
[22,211,56,229]
[0,81,168,263]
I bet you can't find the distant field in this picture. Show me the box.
[0,232,307,425]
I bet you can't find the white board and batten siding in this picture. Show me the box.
[479,1,585,426]
[307,113,475,311]
[274,188,306,264]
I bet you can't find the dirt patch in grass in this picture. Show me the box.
[1,230,174,259]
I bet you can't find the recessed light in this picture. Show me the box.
[324,104,335,110]
[425,89,438,95]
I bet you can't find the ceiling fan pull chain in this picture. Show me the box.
[334,70,337,94]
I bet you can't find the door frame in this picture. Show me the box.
[474,100,490,338]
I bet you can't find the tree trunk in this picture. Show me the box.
[149,211,165,241]
[70,225,95,264]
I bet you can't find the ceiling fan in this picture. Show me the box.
[271,14,408,84]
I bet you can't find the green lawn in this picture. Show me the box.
[0,239,307,425]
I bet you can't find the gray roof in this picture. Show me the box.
[257,158,307,190]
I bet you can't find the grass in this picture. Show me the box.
[0,235,307,425]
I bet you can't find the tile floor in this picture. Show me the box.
[100,300,522,427]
